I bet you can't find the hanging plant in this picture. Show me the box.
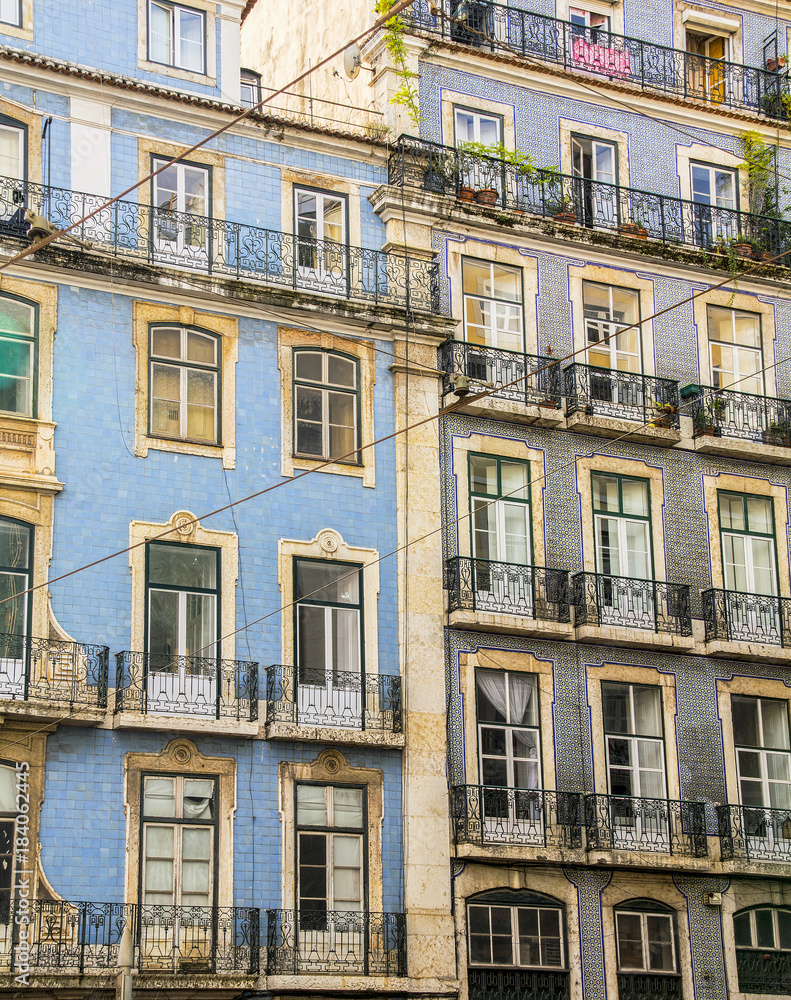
[374,0,421,127]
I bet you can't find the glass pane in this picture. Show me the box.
[0,520,29,572]
[633,686,662,737]
[297,605,325,680]
[719,494,745,531]
[0,767,15,813]
[328,391,355,458]
[177,9,204,72]
[327,354,356,387]
[596,517,621,576]
[144,777,176,818]
[463,260,493,296]
[295,560,359,605]
[610,286,639,325]
[333,787,363,827]
[603,683,629,733]
[146,825,174,860]
[755,909,776,949]
[500,462,528,501]
[0,129,22,180]
[778,911,791,950]
[621,480,648,517]
[471,456,498,496]
[737,749,762,779]
[149,1,172,64]
[732,310,761,348]
[148,543,216,589]
[468,906,490,935]
[182,826,211,862]
[540,909,562,966]
[646,915,674,971]
[331,608,359,673]
[295,385,323,456]
[185,595,214,663]
[509,673,538,726]
[733,697,759,746]
[183,778,214,819]
[750,538,776,596]
[518,908,539,966]
[476,670,507,724]
[766,753,791,782]
[761,700,791,750]
[592,475,619,511]
[492,265,522,303]
[625,520,650,579]
[151,363,181,437]
[722,534,748,593]
[295,351,324,383]
[733,912,752,947]
[297,785,327,826]
[148,589,179,657]
[186,330,216,365]
[747,497,773,535]
[617,912,644,970]
[151,327,182,360]
[0,339,30,415]
[0,570,26,636]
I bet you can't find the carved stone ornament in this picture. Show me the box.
[317,529,342,554]
[170,510,198,538]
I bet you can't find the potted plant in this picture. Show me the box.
[456,141,501,205]
[763,408,791,445]
[767,53,787,72]
[648,401,677,428]
[695,396,726,436]
[618,217,649,239]
[548,194,577,224]
[423,150,453,194]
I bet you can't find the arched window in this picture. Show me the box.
[0,113,25,182]
[734,906,791,995]
[293,349,359,463]
[149,325,220,444]
[615,899,680,999]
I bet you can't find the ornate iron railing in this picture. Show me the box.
[137,904,259,974]
[469,968,570,1000]
[388,136,791,265]
[564,364,680,426]
[0,632,108,708]
[450,785,583,849]
[0,175,440,314]
[584,794,707,856]
[445,556,571,622]
[718,803,791,862]
[617,973,683,1000]
[401,0,787,120]
[438,340,561,407]
[265,909,406,976]
[702,588,791,646]
[114,652,258,721]
[736,949,791,995]
[688,386,791,445]
[265,664,402,732]
[572,573,692,635]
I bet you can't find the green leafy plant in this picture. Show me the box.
[374,0,421,127]
[740,130,777,218]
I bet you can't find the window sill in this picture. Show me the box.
[139,434,234,469]
[136,57,216,88]
[289,455,374,487]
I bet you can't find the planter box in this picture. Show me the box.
[731,242,753,258]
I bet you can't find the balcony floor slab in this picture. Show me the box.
[447,609,574,639]
[0,700,106,726]
[575,624,694,651]
[705,638,791,663]
[446,397,565,427]
[586,849,711,872]
[565,413,681,445]
[693,434,791,464]
[264,720,405,748]
[266,974,457,994]
[111,711,259,737]
[454,842,586,865]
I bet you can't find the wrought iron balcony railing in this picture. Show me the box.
[688,386,791,445]
[445,556,571,622]
[718,803,791,862]
[702,588,791,646]
[402,0,787,120]
[584,793,707,856]
[617,973,683,1000]
[572,573,692,636]
[114,652,258,721]
[0,175,440,314]
[736,949,791,995]
[265,909,406,976]
[0,901,259,975]
[0,632,108,708]
[469,968,570,1000]
[564,364,680,426]
[388,136,791,266]
[265,664,402,732]
[450,785,583,849]
[438,340,561,407]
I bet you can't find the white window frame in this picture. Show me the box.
[583,282,641,373]
[477,670,541,790]
[149,326,219,445]
[0,0,20,27]
[467,903,565,968]
[148,0,206,73]
[462,259,525,353]
[733,696,791,810]
[296,783,365,913]
[615,909,677,973]
[603,682,667,801]
[0,123,23,181]
[734,907,791,951]
[707,305,764,394]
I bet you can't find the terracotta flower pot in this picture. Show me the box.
[553,211,577,224]
[458,186,475,202]
[731,242,753,258]
[474,188,498,206]
[618,222,648,239]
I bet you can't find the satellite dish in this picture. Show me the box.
[343,42,362,80]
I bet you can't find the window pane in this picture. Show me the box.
[611,287,639,325]
[297,605,325,681]
[183,778,214,819]
[603,683,629,733]
[778,911,791,950]
[719,494,745,531]
[646,915,674,971]
[492,265,522,303]
[295,385,324,456]
[148,543,216,589]
[621,480,648,517]
[0,128,21,179]
[733,697,759,746]
[0,337,31,415]
[332,608,359,673]
[295,560,359,605]
[151,363,181,437]
[469,906,490,935]
[732,311,761,348]
[539,909,563,966]
[186,369,216,442]
[327,355,356,387]
[328,390,355,458]
[144,777,176,817]
[747,497,773,535]
[149,1,172,63]
[633,686,662,737]
[0,767,14,814]
[0,520,29,572]
[177,8,204,71]
[151,327,182,360]
[477,670,507,724]
[616,912,644,969]
[148,589,179,657]
[295,351,323,383]
[592,475,619,511]
[761,700,791,750]
[755,909,776,949]
[463,261,495,296]
[518,907,540,966]
[333,787,363,827]
[146,825,174,861]
[500,462,528,501]
[510,673,538,726]
[186,330,216,365]
[733,912,752,948]
[471,456,498,495]
[297,786,327,826]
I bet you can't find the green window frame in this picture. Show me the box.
[468,453,532,566]
[144,540,220,659]
[717,490,779,596]
[293,556,364,685]
[0,516,32,639]
[591,472,653,581]
[292,348,360,465]
[0,292,37,419]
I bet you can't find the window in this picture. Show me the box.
[691,162,737,245]
[240,69,261,108]
[149,326,219,445]
[454,108,503,191]
[152,159,209,256]
[477,669,540,789]
[468,902,564,967]
[572,139,617,226]
[719,492,777,596]
[148,0,205,72]
[0,118,24,181]
[569,7,610,32]
[707,306,763,395]
[602,682,666,800]
[293,350,358,463]
[297,783,364,915]
[735,907,791,951]
[732,696,791,810]
[0,294,35,417]
[470,454,531,566]
[295,558,361,688]
[0,517,31,639]
[592,473,652,581]
[583,282,640,372]
[686,31,727,103]
[734,907,791,995]
[462,259,524,353]
[0,1,20,27]
[294,187,347,288]
[0,765,16,924]
[141,773,217,907]
[615,904,677,974]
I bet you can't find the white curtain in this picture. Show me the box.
[477,669,537,725]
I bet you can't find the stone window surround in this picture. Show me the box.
[0,0,33,41]
[0,491,56,639]
[559,121,630,191]
[280,173,364,254]
[722,880,791,1000]
[136,0,217,85]
[132,302,238,468]
[128,509,239,659]
[702,472,789,596]
[278,748,384,913]
[692,287,778,399]
[277,327,376,488]
[673,2,743,65]
[137,136,225,226]
[676,142,748,212]
[122,738,236,907]
[556,0,625,33]
[439,90,516,152]
[0,98,41,180]
[458,647,557,791]
[567,264,656,377]
[277,528,379,676]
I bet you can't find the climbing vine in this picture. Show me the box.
[374,0,421,127]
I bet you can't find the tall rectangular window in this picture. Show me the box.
[297,784,364,915]
[477,669,540,790]
[707,306,763,395]
[149,0,205,72]
[146,542,219,660]
[462,260,524,353]
[295,558,361,688]
[293,350,358,462]
[152,159,209,256]
[0,295,35,418]
[616,908,676,972]
[592,473,651,580]
[0,122,23,181]
[718,493,777,596]
[732,696,791,810]
[583,282,640,372]
[0,766,16,924]
[602,681,666,800]
[149,326,219,444]
[0,1,21,27]
[470,454,531,565]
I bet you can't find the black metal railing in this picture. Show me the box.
[438,340,561,407]
[402,0,787,120]
[0,901,258,975]
[388,136,791,265]
[572,573,692,636]
[718,803,791,862]
[688,387,791,445]
[736,949,791,995]
[450,785,583,849]
[445,556,570,622]
[0,175,440,314]
[469,968,570,1000]
[114,652,258,721]
[617,973,683,1000]
[702,588,791,646]
[265,664,402,733]
[564,365,680,426]
[585,794,707,856]
[265,909,406,976]
[0,632,108,708]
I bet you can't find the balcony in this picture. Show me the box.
[702,588,791,660]
[445,556,572,637]
[563,365,680,442]
[617,974,682,1000]
[736,950,791,995]
[0,632,108,721]
[264,664,403,747]
[388,136,791,268]
[0,176,440,315]
[0,901,259,976]
[450,785,583,854]
[572,573,693,648]
[265,909,406,977]
[469,969,570,1000]
[687,386,791,463]
[438,340,562,424]
[402,0,786,121]
[584,794,707,858]
[718,803,791,863]
[113,652,259,733]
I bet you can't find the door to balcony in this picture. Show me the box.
[152,160,209,265]
[686,31,727,104]
[690,163,737,246]
[0,519,32,699]
[571,136,618,229]
[295,190,348,296]
[720,493,779,644]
